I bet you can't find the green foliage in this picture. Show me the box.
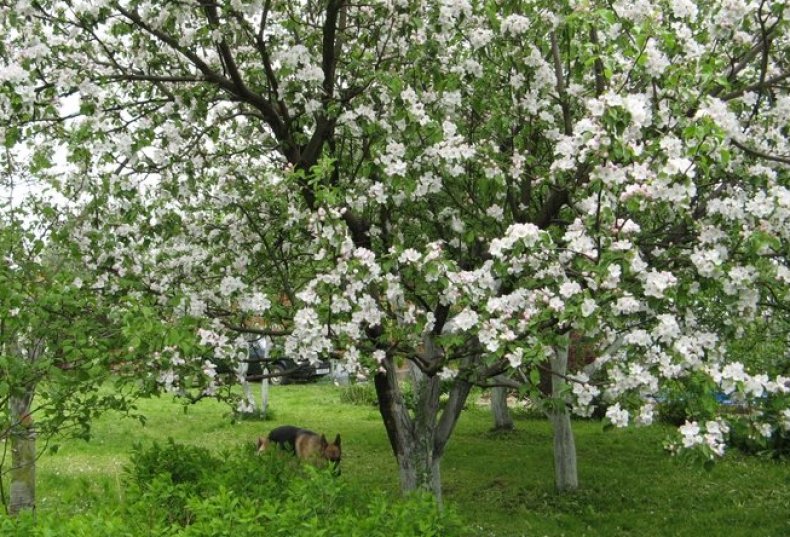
[656,375,719,426]
[727,418,790,460]
[13,385,790,536]
[0,440,461,537]
[339,382,379,406]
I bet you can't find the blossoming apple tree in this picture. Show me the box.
[2,0,788,500]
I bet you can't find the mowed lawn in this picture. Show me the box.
[35,382,790,537]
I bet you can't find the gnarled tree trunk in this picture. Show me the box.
[546,334,578,492]
[490,386,514,431]
[373,335,472,504]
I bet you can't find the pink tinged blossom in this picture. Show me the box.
[679,421,703,448]
[602,264,622,289]
[642,270,677,298]
[613,0,655,22]
[663,157,695,178]
[690,247,725,277]
[606,403,630,427]
[505,348,523,368]
[219,275,245,297]
[202,360,218,379]
[616,219,641,235]
[624,329,652,347]
[644,39,670,77]
[581,299,597,317]
[744,374,768,398]
[486,204,504,219]
[453,308,479,331]
[781,410,790,431]
[612,295,642,315]
[636,403,655,426]
[703,420,729,456]
[500,14,531,35]
[559,281,582,298]
[622,94,652,129]
[158,370,178,392]
[757,423,773,438]
[630,253,648,274]
[571,375,600,417]
[398,248,421,264]
[653,314,681,343]
[548,296,565,312]
[670,0,698,20]
[489,223,542,257]
[468,27,494,49]
[438,367,457,381]
[0,62,28,83]
[239,292,271,313]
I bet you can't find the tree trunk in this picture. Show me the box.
[373,337,472,504]
[259,366,270,419]
[547,335,578,492]
[9,391,35,515]
[490,386,514,431]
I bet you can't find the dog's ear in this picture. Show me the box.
[320,434,328,447]
[334,434,341,447]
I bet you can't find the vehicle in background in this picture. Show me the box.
[245,338,331,385]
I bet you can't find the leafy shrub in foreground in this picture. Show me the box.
[0,441,462,536]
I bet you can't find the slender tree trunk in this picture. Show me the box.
[9,391,35,515]
[258,338,270,418]
[490,387,514,431]
[259,366,270,418]
[373,336,472,504]
[5,338,44,514]
[547,335,578,492]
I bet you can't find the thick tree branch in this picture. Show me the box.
[550,31,573,136]
[117,5,291,150]
[731,139,790,165]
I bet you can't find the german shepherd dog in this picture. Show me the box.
[257,425,342,474]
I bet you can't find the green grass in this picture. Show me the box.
[30,382,790,536]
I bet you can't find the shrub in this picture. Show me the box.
[339,382,378,406]
[0,440,461,537]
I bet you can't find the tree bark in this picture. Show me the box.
[5,337,44,514]
[373,340,472,504]
[260,366,270,419]
[9,391,35,515]
[490,386,514,431]
[546,335,578,492]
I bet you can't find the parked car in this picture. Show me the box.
[245,338,331,385]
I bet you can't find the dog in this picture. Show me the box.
[257,425,341,474]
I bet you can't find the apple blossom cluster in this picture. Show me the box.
[674,419,730,457]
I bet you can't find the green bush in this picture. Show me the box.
[339,382,379,406]
[0,441,462,536]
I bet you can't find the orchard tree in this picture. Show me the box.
[0,188,210,513]
[2,0,789,501]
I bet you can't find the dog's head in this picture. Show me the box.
[256,436,269,454]
[320,433,342,474]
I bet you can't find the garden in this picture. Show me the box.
[1,0,789,535]
[1,383,786,536]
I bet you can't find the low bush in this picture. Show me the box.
[339,382,378,406]
[1,440,462,536]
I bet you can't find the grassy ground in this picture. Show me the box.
[32,382,790,536]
